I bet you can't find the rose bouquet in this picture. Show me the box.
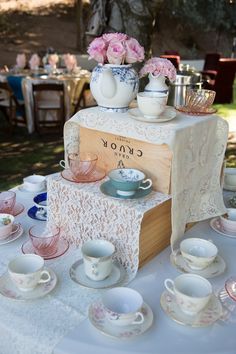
[139,57,176,82]
[87,32,145,65]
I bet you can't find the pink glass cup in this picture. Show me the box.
[68,152,98,180]
[29,224,60,257]
[185,89,216,112]
[0,191,16,214]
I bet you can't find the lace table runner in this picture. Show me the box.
[47,174,171,276]
[64,107,229,250]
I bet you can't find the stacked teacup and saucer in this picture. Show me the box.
[0,213,23,246]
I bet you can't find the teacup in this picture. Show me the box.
[33,192,47,216]
[164,274,212,315]
[23,175,46,192]
[0,191,16,214]
[180,238,218,270]
[60,152,98,180]
[82,239,115,281]
[137,92,168,119]
[102,287,144,326]
[220,208,236,233]
[0,213,19,240]
[224,168,236,187]
[108,168,152,197]
[29,224,60,257]
[8,254,51,292]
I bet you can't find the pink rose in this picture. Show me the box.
[63,54,77,71]
[139,57,176,82]
[87,37,107,64]
[16,53,26,69]
[103,32,128,43]
[107,40,126,65]
[48,54,59,67]
[29,54,40,70]
[125,38,145,64]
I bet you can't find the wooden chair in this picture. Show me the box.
[73,81,96,114]
[32,83,65,134]
[201,53,221,80]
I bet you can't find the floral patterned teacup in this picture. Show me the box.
[137,91,168,119]
[102,287,144,326]
[0,213,19,240]
[8,254,51,292]
[164,274,212,315]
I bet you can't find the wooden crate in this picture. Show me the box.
[80,126,172,194]
[139,198,171,268]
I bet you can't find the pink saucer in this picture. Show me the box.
[12,203,25,217]
[21,238,69,260]
[225,277,236,302]
[61,168,106,183]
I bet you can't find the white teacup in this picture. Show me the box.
[102,287,144,326]
[81,239,115,281]
[180,238,218,270]
[137,92,168,119]
[23,175,46,192]
[164,274,212,315]
[8,254,51,292]
[224,168,236,186]
[0,214,19,240]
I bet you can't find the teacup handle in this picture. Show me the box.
[10,223,20,235]
[38,270,51,284]
[164,278,175,295]
[59,160,66,169]
[139,179,152,190]
[132,311,144,325]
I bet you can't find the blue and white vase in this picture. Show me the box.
[144,73,169,95]
[90,64,139,113]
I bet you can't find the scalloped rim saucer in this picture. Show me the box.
[225,277,236,302]
[0,223,24,246]
[21,238,69,260]
[210,218,236,238]
[88,301,153,339]
[100,180,152,200]
[160,291,222,327]
[170,251,226,278]
[175,106,217,116]
[0,267,57,300]
[61,168,106,183]
[128,106,176,123]
[70,259,127,289]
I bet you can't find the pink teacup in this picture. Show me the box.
[29,224,60,257]
[60,152,98,180]
[0,214,19,240]
[0,191,16,214]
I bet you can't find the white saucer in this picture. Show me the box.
[89,301,153,339]
[0,268,57,300]
[160,291,222,327]
[0,224,24,245]
[210,217,236,238]
[129,106,176,123]
[223,183,236,192]
[170,251,226,278]
[18,185,46,194]
[70,260,127,289]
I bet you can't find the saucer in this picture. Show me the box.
[100,181,152,200]
[11,203,24,217]
[18,185,47,194]
[0,268,57,301]
[170,251,226,278]
[70,260,127,289]
[223,183,236,192]
[175,106,217,116]
[21,238,69,260]
[210,217,236,238]
[160,291,222,327]
[28,206,47,221]
[225,277,236,302]
[88,301,153,339]
[61,168,106,183]
[129,106,176,123]
[0,224,24,245]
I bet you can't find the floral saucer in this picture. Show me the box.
[0,268,57,300]
[11,203,24,217]
[160,291,222,327]
[210,218,236,238]
[223,183,236,192]
[0,224,24,246]
[70,260,127,289]
[170,251,226,278]
[129,106,176,123]
[28,206,47,221]
[175,106,217,116]
[100,180,152,200]
[61,168,106,183]
[21,238,69,260]
[88,301,153,339]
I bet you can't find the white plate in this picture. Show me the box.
[89,301,153,339]
[160,291,222,327]
[170,251,226,278]
[18,185,46,194]
[0,268,57,300]
[223,183,236,192]
[128,106,176,123]
[0,224,24,245]
[210,218,236,238]
[70,260,127,289]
